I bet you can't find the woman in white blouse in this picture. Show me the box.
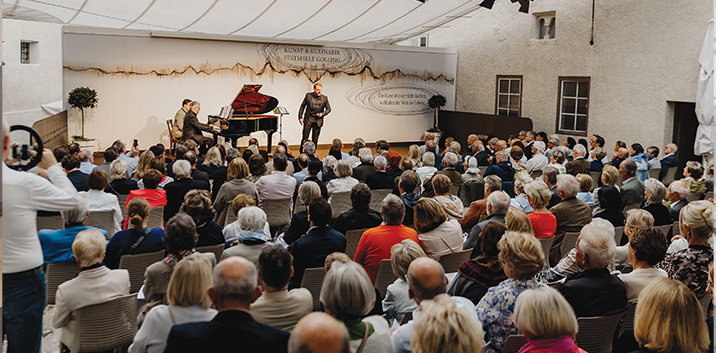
[129,254,217,353]
[414,198,463,260]
[326,160,359,198]
[80,170,123,234]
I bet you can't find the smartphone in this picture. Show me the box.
[133,139,138,148]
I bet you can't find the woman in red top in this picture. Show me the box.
[524,180,557,239]
[126,170,167,208]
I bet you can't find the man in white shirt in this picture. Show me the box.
[525,141,549,174]
[2,118,79,353]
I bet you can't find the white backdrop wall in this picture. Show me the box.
[63,32,456,149]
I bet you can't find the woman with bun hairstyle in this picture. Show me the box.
[104,197,166,269]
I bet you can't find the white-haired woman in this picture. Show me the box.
[326,160,359,197]
[321,261,394,353]
[415,153,437,194]
[129,254,216,353]
[220,206,269,266]
[382,240,426,325]
[641,178,671,226]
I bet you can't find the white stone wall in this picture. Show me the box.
[427,0,712,151]
[2,19,64,127]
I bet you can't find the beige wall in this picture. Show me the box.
[427,0,712,152]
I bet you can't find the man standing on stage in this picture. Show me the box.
[298,83,331,147]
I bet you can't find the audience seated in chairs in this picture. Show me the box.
[665,180,690,222]
[558,223,627,317]
[549,174,593,265]
[221,206,270,266]
[288,198,346,289]
[181,189,224,247]
[222,194,270,247]
[143,214,215,305]
[282,182,322,246]
[393,257,478,353]
[382,240,426,325]
[164,256,290,353]
[414,198,463,261]
[511,171,535,213]
[514,286,587,353]
[396,171,420,226]
[365,156,395,190]
[615,277,710,353]
[333,183,382,235]
[656,200,713,299]
[196,146,223,179]
[163,159,210,222]
[126,170,168,209]
[411,294,484,353]
[593,185,625,228]
[326,159,359,198]
[39,195,108,264]
[464,190,510,256]
[129,254,217,353]
[105,197,166,269]
[591,164,620,210]
[62,154,90,191]
[256,152,296,208]
[131,150,155,182]
[251,244,312,331]
[431,174,464,221]
[320,261,393,353]
[93,147,118,181]
[541,166,562,209]
[288,313,350,353]
[640,178,671,226]
[614,209,654,268]
[524,180,557,239]
[681,160,706,196]
[213,157,258,228]
[354,194,419,283]
[484,150,515,182]
[461,175,502,233]
[448,222,507,304]
[618,227,668,302]
[476,231,544,353]
[53,229,130,353]
[80,170,123,233]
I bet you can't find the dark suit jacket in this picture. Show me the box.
[163,178,211,222]
[105,179,139,195]
[643,203,672,226]
[558,268,627,318]
[433,152,444,170]
[365,171,396,190]
[298,92,331,127]
[610,157,625,168]
[195,221,224,247]
[668,199,688,222]
[191,168,210,183]
[283,211,309,245]
[352,163,375,181]
[289,225,346,289]
[211,166,228,201]
[565,158,591,176]
[67,170,89,191]
[524,141,534,159]
[332,208,382,235]
[182,110,214,142]
[659,154,679,180]
[484,161,515,182]
[548,186,561,208]
[474,151,490,166]
[590,160,603,173]
[164,310,289,353]
[620,177,645,206]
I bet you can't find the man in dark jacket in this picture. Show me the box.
[483,150,515,182]
[333,183,382,234]
[163,160,210,222]
[182,101,219,153]
[397,171,421,226]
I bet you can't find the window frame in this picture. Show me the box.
[495,75,523,117]
[555,76,590,137]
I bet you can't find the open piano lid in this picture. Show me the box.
[231,84,279,117]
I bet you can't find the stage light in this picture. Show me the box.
[480,0,495,9]
[518,0,530,13]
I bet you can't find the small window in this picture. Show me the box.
[556,77,590,135]
[20,42,30,64]
[535,12,556,39]
[495,76,522,117]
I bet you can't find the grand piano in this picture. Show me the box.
[209,84,279,151]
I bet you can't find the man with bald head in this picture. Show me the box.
[610,147,629,168]
[659,143,679,181]
[164,257,290,352]
[288,313,350,353]
[391,257,477,353]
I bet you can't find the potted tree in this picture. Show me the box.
[68,87,99,151]
[427,94,446,141]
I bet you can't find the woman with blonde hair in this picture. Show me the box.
[656,200,714,299]
[104,197,165,269]
[326,160,359,197]
[198,146,223,179]
[382,240,426,325]
[432,174,465,221]
[524,180,557,239]
[350,138,366,156]
[411,294,483,353]
[213,157,258,227]
[320,261,394,353]
[506,208,534,234]
[408,144,421,168]
[591,164,621,211]
[106,158,139,195]
[414,198,463,260]
[628,277,710,353]
[132,150,155,181]
[513,286,586,353]
[477,231,545,353]
[129,254,217,353]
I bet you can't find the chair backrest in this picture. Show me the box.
[449,185,460,197]
[195,244,225,263]
[117,194,129,220]
[85,210,116,235]
[575,312,626,353]
[617,302,637,338]
[294,202,307,214]
[661,167,677,186]
[344,228,367,259]
[374,259,397,300]
[37,214,65,231]
[648,168,661,180]
[118,249,166,293]
[45,262,81,305]
[538,237,555,266]
[148,206,164,229]
[369,189,392,211]
[330,192,352,219]
[589,171,602,192]
[300,267,326,311]
[686,193,701,202]
[463,180,485,204]
[671,221,680,236]
[501,334,528,353]
[560,232,581,261]
[76,293,137,352]
[698,293,711,317]
[224,201,237,225]
[654,224,671,238]
[623,202,641,214]
[613,226,625,245]
[263,198,293,228]
[438,249,472,273]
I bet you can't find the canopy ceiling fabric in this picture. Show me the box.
[3,0,483,44]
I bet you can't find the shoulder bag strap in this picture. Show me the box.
[128,227,153,253]
[355,322,370,353]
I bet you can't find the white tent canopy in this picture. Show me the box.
[694,19,714,156]
[3,0,484,44]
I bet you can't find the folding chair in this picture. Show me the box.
[661,167,677,186]
[118,249,166,293]
[575,312,626,353]
[300,267,326,311]
[589,171,601,191]
[437,249,472,273]
[45,262,81,305]
[617,302,637,338]
[369,189,392,211]
[262,198,292,236]
[344,228,367,259]
[501,335,528,353]
[648,168,661,180]
[330,192,352,219]
[538,237,554,266]
[117,194,129,220]
[195,243,225,263]
[86,210,116,235]
[37,214,65,231]
[374,259,397,300]
[147,206,164,229]
[613,226,625,245]
[559,232,580,261]
[75,294,137,352]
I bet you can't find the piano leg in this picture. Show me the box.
[266,130,275,156]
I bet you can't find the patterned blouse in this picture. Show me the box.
[476,277,544,353]
[656,244,713,298]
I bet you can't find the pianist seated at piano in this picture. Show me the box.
[182,100,222,153]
